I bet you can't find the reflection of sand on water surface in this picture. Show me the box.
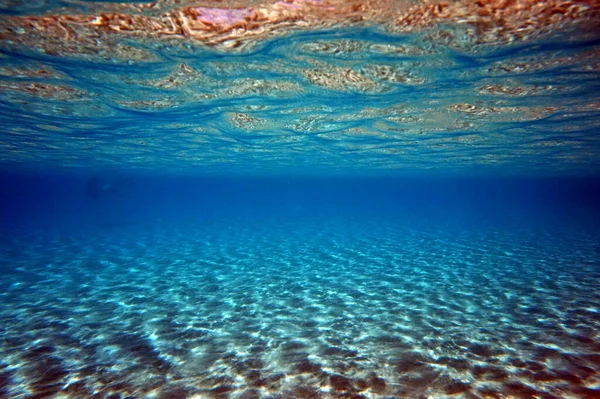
[0,1,599,174]
[1,0,599,58]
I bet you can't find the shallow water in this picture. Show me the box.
[1,177,600,398]
[1,1,600,398]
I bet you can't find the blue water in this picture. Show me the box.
[1,174,599,398]
[1,18,600,399]
[1,28,600,175]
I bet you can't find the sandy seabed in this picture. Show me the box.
[0,217,599,399]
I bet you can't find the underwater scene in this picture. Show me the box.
[1,0,600,398]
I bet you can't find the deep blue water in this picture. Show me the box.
[2,174,600,232]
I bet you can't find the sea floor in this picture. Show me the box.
[1,214,599,399]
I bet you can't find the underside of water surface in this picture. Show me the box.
[1,1,600,398]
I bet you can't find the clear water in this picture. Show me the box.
[1,7,600,399]
[1,27,600,175]
[1,176,599,398]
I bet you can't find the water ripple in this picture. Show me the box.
[0,22,599,174]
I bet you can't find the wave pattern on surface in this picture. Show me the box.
[1,27,600,174]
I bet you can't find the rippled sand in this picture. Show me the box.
[1,216,599,398]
